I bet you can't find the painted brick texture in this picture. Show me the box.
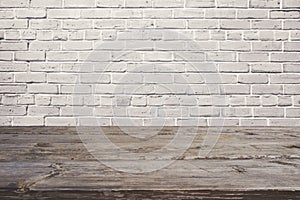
[0,0,300,126]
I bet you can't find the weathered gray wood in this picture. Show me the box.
[0,127,299,199]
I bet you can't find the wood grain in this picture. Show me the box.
[0,127,299,199]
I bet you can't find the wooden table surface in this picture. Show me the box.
[0,127,299,199]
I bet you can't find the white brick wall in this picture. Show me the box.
[0,0,300,126]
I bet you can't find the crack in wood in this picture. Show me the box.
[16,163,64,193]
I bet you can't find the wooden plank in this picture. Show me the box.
[0,127,299,199]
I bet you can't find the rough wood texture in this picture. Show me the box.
[0,127,299,199]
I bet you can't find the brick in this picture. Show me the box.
[153,0,184,7]
[127,20,154,29]
[0,42,27,51]
[15,72,45,83]
[64,0,95,7]
[47,73,77,84]
[222,85,250,94]
[251,63,282,73]
[47,52,78,61]
[81,9,111,18]
[0,10,14,18]
[2,95,18,105]
[0,73,13,82]
[188,20,219,29]
[144,118,176,126]
[0,106,26,116]
[291,31,300,40]
[252,20,282,29]
[237,10,268,19]
[28,84,58,94]
[270,74,300,84]
[174,74,203,83]
[177,118,207,126]
[96,0,124,7]
[220,41,251,51]
[223,108,252,117]
[15,51,45,61]
[0,117,12,125]
[0,52,13,61]
[261,96,277,106]
[254,108,284,117]
[156,20,185,29]
[186,0,215,8]
[259,31,274,41]
[80,73,110,84]
[0,63,27,72]
[5,31,21,40]
[144,74,173,83]
[60,85,92,94]
[271,53,300,62]
[144,9,172,18]
[30,20,61,29]
[35,95,51,105]
[125,0,152,8]
[158,107,188,117]
[144,52,173,61]
[78,117,111,126]
[275,31,289,41]
[206,52,236,62]
[94,19,125,29]
[278,96,292,106]
[284,42,300,51]
[239,53,269,62]
[173,9,203,18]
[45,117,76,125]
[16,8,46,18]
[219,63,249,73]
[246,96,261,106]
[113,9,142,19]
[284,85,300,94]
[29,41,60,51]
[217,0,248,8]
[238,74,268,84]
[62,41,92,50]
[30,63,60,72]
[190,107,220,117]
[283,64,300,72]
[48,9,80,18]
[269,119,300,126]
[28,106,59,116]
[283,0,300,8]
[205,9,236,18]
[30,0,62,7]
[0,20,28,29]
[0,0,29,7]
[270,10,300,19]
[13,116,44,125]
[229,96,245,106]
[61,106,93,116]
[250,0,280,8]
[294,96,300,106]
[284,20,300,30]
[17,95,34,105]
[63,20,92,29]
[252,42,282,51]
[0,84,26,93]
[252,85,283,94]
[220,20,250,29]
[211,31,225,40]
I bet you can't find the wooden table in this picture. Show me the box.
[0,127,299,199]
